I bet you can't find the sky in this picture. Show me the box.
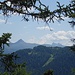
[0,0,75,46]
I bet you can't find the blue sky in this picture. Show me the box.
[0,0,75,46]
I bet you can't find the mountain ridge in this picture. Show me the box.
[4,39,64,53]
[14,46,74,75]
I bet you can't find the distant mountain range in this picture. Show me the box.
[4,39,38,53]
[4,39,64,53]
[43,42,64,47]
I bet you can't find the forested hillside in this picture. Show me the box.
[14,45,75,75]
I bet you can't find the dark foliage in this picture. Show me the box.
[14,45,75,75]
[0,33,11,54]
[44,70,53,75]
[0,0,75,25]
[0,33,30,75]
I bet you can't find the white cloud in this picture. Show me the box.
[27,36,37,44]
[36,26,53,31]
[6,1,11,6]
[40,31,75,46]
[0,19,5,23]
[27,7,34,12]
[0,18,12,24]
[7,22,12,25]
[27,31,75,46]
[27,36,47,44]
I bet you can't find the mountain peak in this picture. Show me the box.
[15,39,26,44]
[52,42,64,47]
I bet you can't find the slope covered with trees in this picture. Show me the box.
[14,45,75,75]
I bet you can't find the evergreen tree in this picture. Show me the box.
[0,0,75,25]
[0,33,30,75]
